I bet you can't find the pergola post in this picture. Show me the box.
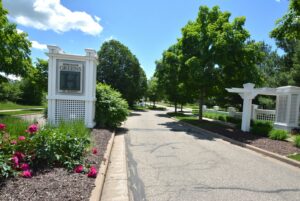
[239,83,257,132]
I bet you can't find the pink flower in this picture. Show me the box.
[87,166,97,178]
[11,156,19,167]
[20,163,30,170]
[18,136,26,141]
[14,152,25,160]
[0,123,5,130]
[74,165,84,173]
[92,147,98,155]
[11,140,17,145]
[22,170,32,178]
[26,124,38,134]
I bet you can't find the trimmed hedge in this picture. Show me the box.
[251,121,273,136]
[268,129,288,141]
[95,83,129,128]
[294,135,300,148]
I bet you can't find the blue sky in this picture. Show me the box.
[3,0,289,78]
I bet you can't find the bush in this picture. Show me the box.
[95,83,129,128]
[226,116,242,125]
[0,118,91,180]
[33,121,90,170]
[294,135,300,148]
[218,116,226,122]
[251,121,273,136]
[268,129,288,140]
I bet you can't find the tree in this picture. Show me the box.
[147,76,162,106]
[155,44,182,112]
[0,1,31,82]
[181,6,263,119]
[270,0,300,73]
[97,40,147,106]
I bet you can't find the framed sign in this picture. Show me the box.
[57,61,83,94]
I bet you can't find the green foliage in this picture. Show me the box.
[0,81,22,102]
[268,129,288,141]
[32,121,90,170]
[0,1,31,81]
[147,76,162,106]
[288,154,300,162]
[97,40,147,106]
[0,117,91,179]
[294,135,300,148]
[95,83,129,128]
[257,96,276,109]
[251,121,273,137]
[0,116,29,138]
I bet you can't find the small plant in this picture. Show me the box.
[294,135,300,148]
[251,120,273,136]
[268,129,288,140]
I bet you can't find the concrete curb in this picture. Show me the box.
[169,116,300,168]
[89,130,116,201]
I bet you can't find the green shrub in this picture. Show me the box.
[268,129,288,140]
[294,135,300,148]
[218,116,226,122]
[226,116,242,125]
[32,120,90,170]
[95,83,129,128]
[251,121,273,136]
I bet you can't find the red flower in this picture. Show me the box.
[11,140,17,145]
[20,163,30,170]
[18,136,26,141]
[14,152,25,160]
[26,124,38,134]
[87,166,97,178]
[0,123,5,130]
[22,170,32,178]
[74,165,84,173]
[92,147,98,155]
[11,156,19,168]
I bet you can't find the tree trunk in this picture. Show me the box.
[180,104,183,112]
[174,102,178,113]
[154,101,156,107]
[198,91,204,121]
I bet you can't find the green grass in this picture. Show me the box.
[288,154,300,162]
[0,101,45,110]
[0,109,43,116]
[0,116,32,138]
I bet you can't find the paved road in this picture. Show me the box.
[124,110,300,201]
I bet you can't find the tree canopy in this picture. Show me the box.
[0,1,31,82]
[97,40,147,106]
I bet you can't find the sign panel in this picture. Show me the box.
[58,61,83,94]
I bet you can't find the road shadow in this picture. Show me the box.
[158,121,215,141]
[129,112,142,117]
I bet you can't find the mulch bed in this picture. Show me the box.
[190,120,300,156]
[0,129,112,201]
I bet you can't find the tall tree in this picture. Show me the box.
[270,0,300,72]
[181,6,263,119]
[147,76,162,107]
[97,40,147,106]
[0,0,31,82]
[155,44,182,112]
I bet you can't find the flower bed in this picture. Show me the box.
[0,126,112,200]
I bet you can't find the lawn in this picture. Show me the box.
[0,102,45,110]
[0,109,44,116]
[288,154,300,162]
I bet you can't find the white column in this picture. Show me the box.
[241,95,253,132]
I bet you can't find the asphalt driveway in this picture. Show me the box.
[123,110,300,201]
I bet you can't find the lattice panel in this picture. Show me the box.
[256,112,276,122]
[55,100,85,124]
[277,95,288,123]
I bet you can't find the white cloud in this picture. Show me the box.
[0,73,21,81]
[275,0,280,2]
[31,40,47,51]
[16,28,24,33]
[3,0,103,36]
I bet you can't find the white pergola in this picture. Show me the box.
[226,83,300,132]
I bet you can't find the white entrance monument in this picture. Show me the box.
[47,45,97,128]
[226,83,300,132]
